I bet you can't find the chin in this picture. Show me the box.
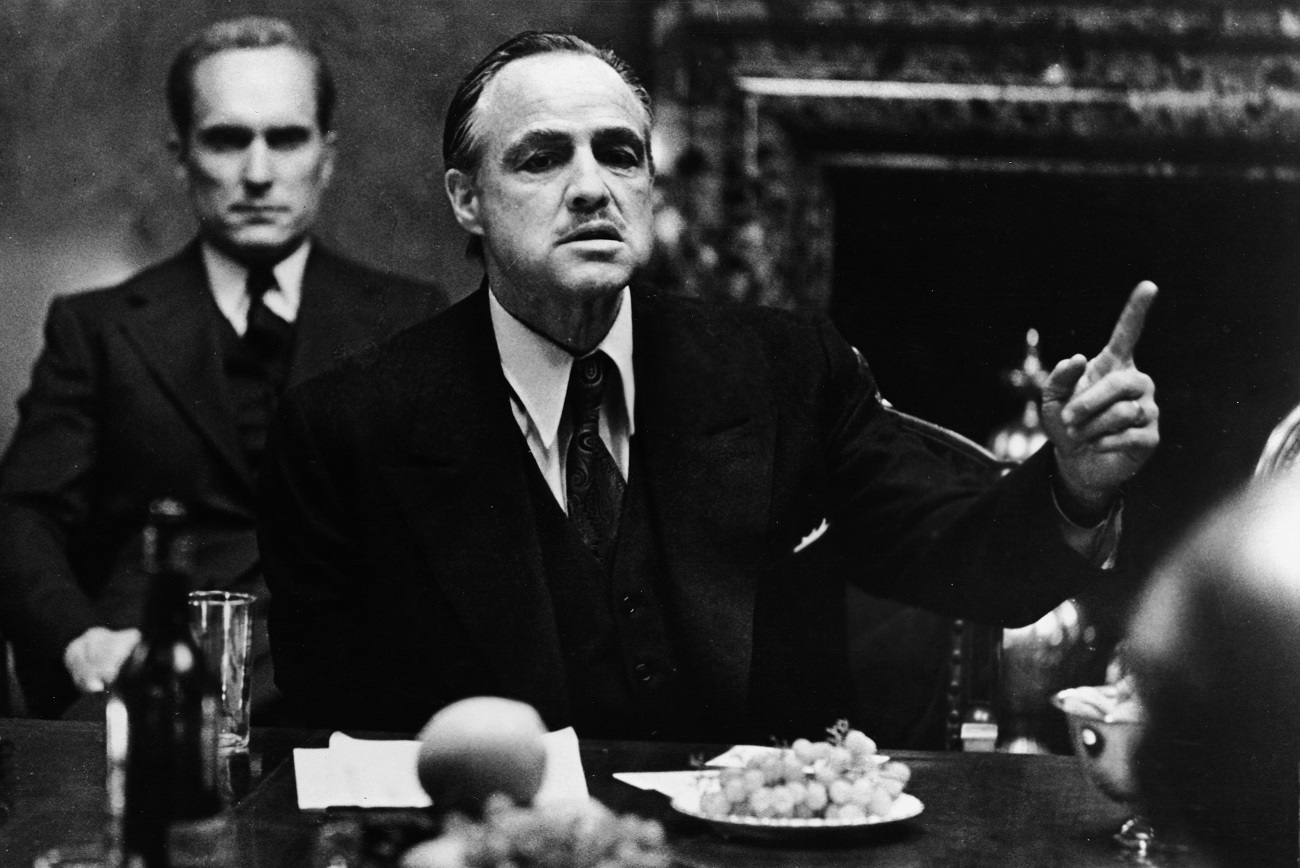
[559,262,638,298]
[220,229,302,261]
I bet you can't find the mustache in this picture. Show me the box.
[558,216,626,243]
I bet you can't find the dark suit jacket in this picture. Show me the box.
[260,286,1104,740]
[0,241,446,713]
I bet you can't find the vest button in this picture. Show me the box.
[634,663,653,682]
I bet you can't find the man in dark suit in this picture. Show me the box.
[0,17,446,718]
[259,32,1158,741]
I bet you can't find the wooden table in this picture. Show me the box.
[0,719,1136,868]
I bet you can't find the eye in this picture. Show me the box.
[265,127,313,150]
[196,126,254,152]
[599,144,644,170]
[519,151,562,173]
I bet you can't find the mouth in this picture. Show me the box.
[560,223,623,244]
[231,204,288,218]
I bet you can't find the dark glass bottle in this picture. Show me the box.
[106,499,219,868]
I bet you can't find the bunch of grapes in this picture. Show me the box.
[400,794,671,868]
[697,721,912,823]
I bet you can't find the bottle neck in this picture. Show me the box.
[141,570,192,642]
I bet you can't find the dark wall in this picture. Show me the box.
[0,0,653,443]
[830,167,1300,571]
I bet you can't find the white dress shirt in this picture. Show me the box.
[489,287,635,513]
[201,241,310,336]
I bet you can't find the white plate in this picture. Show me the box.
[704,744,889,769]
[670,771,924,843]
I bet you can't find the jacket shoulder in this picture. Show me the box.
[633,284,836,350]
[309,246,449,310]
[45,247,205,320]
[286,287,483,408]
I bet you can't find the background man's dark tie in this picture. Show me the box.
[244,266,293,386]
[566,351,626,567]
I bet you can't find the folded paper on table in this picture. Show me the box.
[612,770,707,800]
[612,747,748,798]
[532,725,587,805]
[294,726,588,810]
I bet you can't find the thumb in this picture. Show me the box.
[1043,354,1088,403]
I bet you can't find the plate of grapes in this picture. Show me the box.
[671,722,923,842]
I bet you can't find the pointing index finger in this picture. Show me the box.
[1105,280,1158,362]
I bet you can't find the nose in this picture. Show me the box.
[565,148,609,213]
[242,137,273,191]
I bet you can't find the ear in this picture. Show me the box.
[444,168,484,237]
[319,130,338,188]
[168,134,189,184]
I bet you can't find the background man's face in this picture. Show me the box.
[178,46,335,263]
[458,52,653,305]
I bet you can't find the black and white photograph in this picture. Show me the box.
[0,1,1297,865]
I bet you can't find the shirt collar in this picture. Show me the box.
[489,286,636,451]
[200,240,310,325]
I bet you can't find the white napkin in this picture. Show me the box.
[294,726,588,810]
[611,770,705,800]
[612,747,742,799]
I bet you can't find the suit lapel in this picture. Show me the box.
[377,290,571,725]
[631,291,776,721]
[118,243,252,491]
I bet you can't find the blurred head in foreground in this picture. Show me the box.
[1127,474,1300,866]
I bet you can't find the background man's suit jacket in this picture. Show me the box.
[261,287,1104,741]
[0,241,446,714]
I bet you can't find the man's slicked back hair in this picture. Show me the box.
[167,16,336,143]
[442,30,653,178]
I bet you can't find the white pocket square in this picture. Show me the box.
[793,518,830,553]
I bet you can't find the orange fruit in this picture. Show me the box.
[415,696,547,812]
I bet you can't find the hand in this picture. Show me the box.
[63,626,142,693]
[1042,281,1160,520]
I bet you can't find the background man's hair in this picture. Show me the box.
[442,30,653,178]
[167,16,336,143]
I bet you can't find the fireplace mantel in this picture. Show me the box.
[647,0,1300,309]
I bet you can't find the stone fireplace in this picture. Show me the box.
[648,0,1300,558]
[646,0,1300,747]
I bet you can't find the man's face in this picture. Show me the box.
[178,46,335,263]
[447,52,653,308]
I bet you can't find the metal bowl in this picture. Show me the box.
[1051,686,1144,803]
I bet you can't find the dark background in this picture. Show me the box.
[831,168,1300,568]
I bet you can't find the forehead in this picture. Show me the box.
[472,52,648,154]
[190,46,318,129]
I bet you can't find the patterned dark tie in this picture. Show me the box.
[566,351,627,567]
[244,266,293,386]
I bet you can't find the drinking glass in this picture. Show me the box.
[188,591,255,753]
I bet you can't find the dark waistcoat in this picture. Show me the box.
[521,438,700,739]
[216,316,294,476]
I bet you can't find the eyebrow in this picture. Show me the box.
[592,127,647,153]
[196,122,315,135]
[501,129,571,166]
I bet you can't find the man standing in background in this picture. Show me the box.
[0,16,445,718]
